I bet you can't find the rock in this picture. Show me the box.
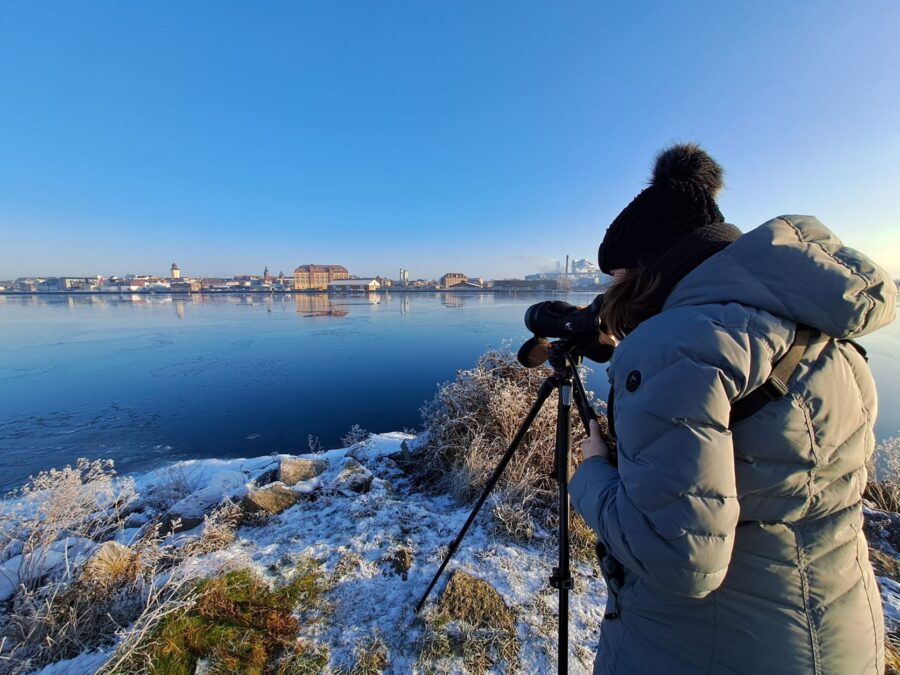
[164,470,246,533]
[242,482,299,515]
[388,440,415,473]
[82,541,136,585]
[124,510,149,528]
[334,457,374,494]
[278,457,328,486]
[0,538,96,602]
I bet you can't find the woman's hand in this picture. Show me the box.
[581,418,610,461]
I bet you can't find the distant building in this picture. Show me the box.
[447,280,484,291]
[293,264,350,291]
[170,263,181,280]
[328,278,380,293]
[170,280,201,293]
[570,258,599,275]
[440,272,468,289]
[493,279,559,291]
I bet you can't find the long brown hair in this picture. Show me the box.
[600,266,664,340]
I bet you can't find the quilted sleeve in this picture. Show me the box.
[570,310,760,598]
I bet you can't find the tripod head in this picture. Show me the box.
[516,336,599,435]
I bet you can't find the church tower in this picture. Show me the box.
[170,263,181,279]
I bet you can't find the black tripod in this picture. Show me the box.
[415,343,597,675]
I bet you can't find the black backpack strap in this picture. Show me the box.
[730,326,814,427]
[842,338,868,361]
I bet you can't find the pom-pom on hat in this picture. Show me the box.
[598,143,740,274]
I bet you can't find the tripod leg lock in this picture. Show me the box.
[549,567,574,590]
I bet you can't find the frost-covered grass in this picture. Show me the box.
[0,433,605,674]
[125,563,327,673]
[867,435,900,513]
[413,346,606,561]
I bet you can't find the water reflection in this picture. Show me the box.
[294,294,349,317]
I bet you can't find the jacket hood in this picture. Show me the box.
[665,215,897,338]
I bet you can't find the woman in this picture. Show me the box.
[569,144,895,674]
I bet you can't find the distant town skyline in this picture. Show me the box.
[0,256,584,283]
[2,2,899,279]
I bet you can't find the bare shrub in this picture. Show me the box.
[180,498,244,558]
[415,346,595,538]
[866,435,900,513]
[0,460,230,674]
[1,459,136,594]
[492,494,535,542]
[142,465,198,513]
[342,423,371,447]
[865,480,900,514]
[308,434,325,454]
[0,460,152,672]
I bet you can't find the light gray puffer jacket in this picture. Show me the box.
[570,216,896,674]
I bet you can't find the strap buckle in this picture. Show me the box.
[761,375,789,400]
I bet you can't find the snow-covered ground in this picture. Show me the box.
[10,431,900,674]
[20,432,604,674]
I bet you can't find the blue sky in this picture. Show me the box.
[1,1,898,280]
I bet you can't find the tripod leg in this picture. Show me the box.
[415,377,556,614]
[567,355,597,434]
[551,377,574,675]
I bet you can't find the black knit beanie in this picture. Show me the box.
[597,143,742,274]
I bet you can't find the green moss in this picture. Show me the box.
[136,562,327,675]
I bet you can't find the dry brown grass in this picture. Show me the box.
[866,435,900,513]
[866,480,900,514]
[415,346,600,553]
[569,511,600,564]
[870,547,900,581]
[0,460,145,673]
[180,499,244,558]
[0,460,253,674]
[887,632,900,675]
[348,635,389,675]
[869,435,900,482]
[418,571,519,674]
